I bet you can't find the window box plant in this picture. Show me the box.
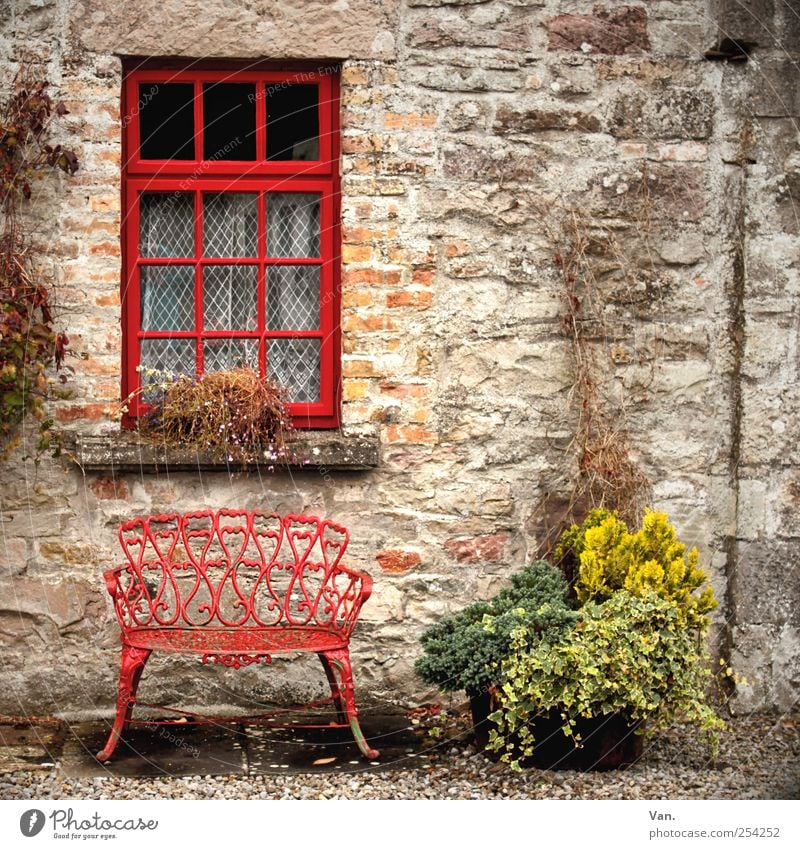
[415,509,726,770]
[129,365,294,466]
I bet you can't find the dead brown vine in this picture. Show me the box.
[534,183,658,560]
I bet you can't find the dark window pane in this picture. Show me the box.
[267,84,319,161]
[203,83,256,160]
[139,83,195,160]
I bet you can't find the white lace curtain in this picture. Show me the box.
[139,191,321,400]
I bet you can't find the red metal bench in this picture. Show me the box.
[97,509,378,762]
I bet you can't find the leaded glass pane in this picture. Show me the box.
[267,266,319,330]
[267,338,320,403]
[204,266,257,331]
[140,193,194,257]
[267,193,320,257]
[140,266,195,331]
[140,338,196,382]
[203,193,258,258]
[204,339,259,373]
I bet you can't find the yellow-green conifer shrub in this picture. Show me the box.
[575,509,717,627]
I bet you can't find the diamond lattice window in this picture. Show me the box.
[122,65,341,428]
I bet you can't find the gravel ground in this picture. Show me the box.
[1,713,798,800]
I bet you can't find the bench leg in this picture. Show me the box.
[318,652,347,724]
[322,648,379,760]
[97,645,151,762]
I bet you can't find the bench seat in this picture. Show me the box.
[125,626,349,654]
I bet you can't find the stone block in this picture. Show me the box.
[657,232,706,265]
[376,549,422,573]
[593,164,707,221]
[493,103,602,133]
[711,0,779,47]
[772,624,800,710]
[70,0,400,60]
[442,142,542,181]
[544,5,650,54]
[0,577,98,630]
[407,13,530,51]
[0,538,28,577]
[443,532,510,563]
[407,65,522,93]
[610,88,714,140]
[749,59,800,118]
[737,478,768,540]
[733,541,800,627]
[407,0,491,5]
[445,99,490,131]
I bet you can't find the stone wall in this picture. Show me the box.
[0,0,797,716]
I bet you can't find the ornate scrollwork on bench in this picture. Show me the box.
[97,509,378,761]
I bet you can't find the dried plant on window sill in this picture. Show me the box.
[127,367,295,468]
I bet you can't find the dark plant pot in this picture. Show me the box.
[469,694,644,771]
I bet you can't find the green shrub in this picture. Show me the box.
[414,562,577,697]
[487,589,725,769]
[552,507,616,587]
[575,509,717,628]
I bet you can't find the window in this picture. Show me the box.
[121,66,341,428]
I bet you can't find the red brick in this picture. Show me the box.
[384,112,437,130]
[342,359,375,377]
[341,66,369,86]
[444,533,509,563]
[90,477,130,500]
[379,382,428,399]
[54,403,108,422]
[386,291,433,309]
[342,314,397,332]
[385,425,437,444]
[376,549,422,574]
[343,268,402,287]
[342,244,373,263]
[411,268,435,286]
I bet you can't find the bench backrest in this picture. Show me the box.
[109,510,365,632]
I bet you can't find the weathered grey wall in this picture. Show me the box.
[0,0,797,717]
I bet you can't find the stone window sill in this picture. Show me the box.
[68,429,380,473]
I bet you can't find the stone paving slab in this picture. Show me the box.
[243,714,435,774]
[0,719,65,775]
[54,713,440,778]
[61,722,248,778]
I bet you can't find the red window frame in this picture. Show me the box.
[121,66,341,429]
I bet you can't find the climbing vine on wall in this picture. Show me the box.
[0,74,78,455]
[534,190,656,560]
